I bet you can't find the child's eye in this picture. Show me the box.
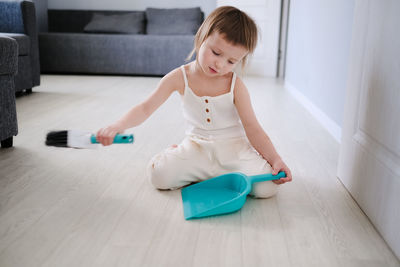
[228,60,234,64]
[212,50,220,56]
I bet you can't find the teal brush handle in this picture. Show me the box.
[247,171,286,185]
[90,134,134,144]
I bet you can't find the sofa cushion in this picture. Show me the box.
[0,1,25,33]
[84,12,145,34]
[146,7,202,35]
[0,33,30,56]
[39,32,195,75]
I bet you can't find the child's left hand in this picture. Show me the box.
[271,159,292,185]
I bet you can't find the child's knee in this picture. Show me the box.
[146,153,184,190]
[147,156,171,189]
[250,181,279,198]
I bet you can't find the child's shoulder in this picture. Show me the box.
[234,75,245,88]
[164,65,184,80]
[232,75,249,97]
[161,65,187,95]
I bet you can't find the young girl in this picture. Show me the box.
[96,6,292,198]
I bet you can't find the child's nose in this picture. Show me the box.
[215,59,224,69]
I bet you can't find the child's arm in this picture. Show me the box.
[234,78,292,184]
[96,68,182,146]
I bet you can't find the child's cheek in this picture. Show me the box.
[203,50,211,63]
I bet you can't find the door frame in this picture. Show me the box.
[277,0,290,78]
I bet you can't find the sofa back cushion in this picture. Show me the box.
[0,1,25,33]
[48,10,146,33]
[146,7,203,35]
[83,12,145,34]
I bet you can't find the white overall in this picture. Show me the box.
[147,66,278,198]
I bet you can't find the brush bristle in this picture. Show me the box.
[45,130,68,147]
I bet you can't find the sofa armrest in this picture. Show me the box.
[20,1,40,86]
[20,1,37,38]
[0,36,18,75]
[0,35,19,143]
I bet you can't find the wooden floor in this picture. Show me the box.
[0,75,399,267]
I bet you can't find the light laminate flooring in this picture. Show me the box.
[0,74,399,267]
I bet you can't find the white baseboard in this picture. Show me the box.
[285,82,342,143]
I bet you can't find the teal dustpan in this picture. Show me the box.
[181,171,286,220]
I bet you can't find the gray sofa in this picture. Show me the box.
[39,8,203,76]
[0,36,18,148]
[0,0,41,93]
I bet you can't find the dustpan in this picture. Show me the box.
[181,171,286,220]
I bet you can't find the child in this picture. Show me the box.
[96,6,292,198]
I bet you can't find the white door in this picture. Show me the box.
[217,0,282,77]
[337,0,400,259]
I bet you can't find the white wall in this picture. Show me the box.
[217,0,282,77]
[47,0,216,16]
[285,0,355,142]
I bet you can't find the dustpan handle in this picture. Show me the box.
[248,171,286,184]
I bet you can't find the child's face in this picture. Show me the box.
[197,31,248,77]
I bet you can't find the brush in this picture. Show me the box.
[45,130,134,149]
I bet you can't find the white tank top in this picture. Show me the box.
[180,65,245,139]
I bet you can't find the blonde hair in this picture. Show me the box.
[187,6,258,68]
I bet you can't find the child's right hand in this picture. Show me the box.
[96,124,124,146]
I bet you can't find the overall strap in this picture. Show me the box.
[180,65,189,88]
